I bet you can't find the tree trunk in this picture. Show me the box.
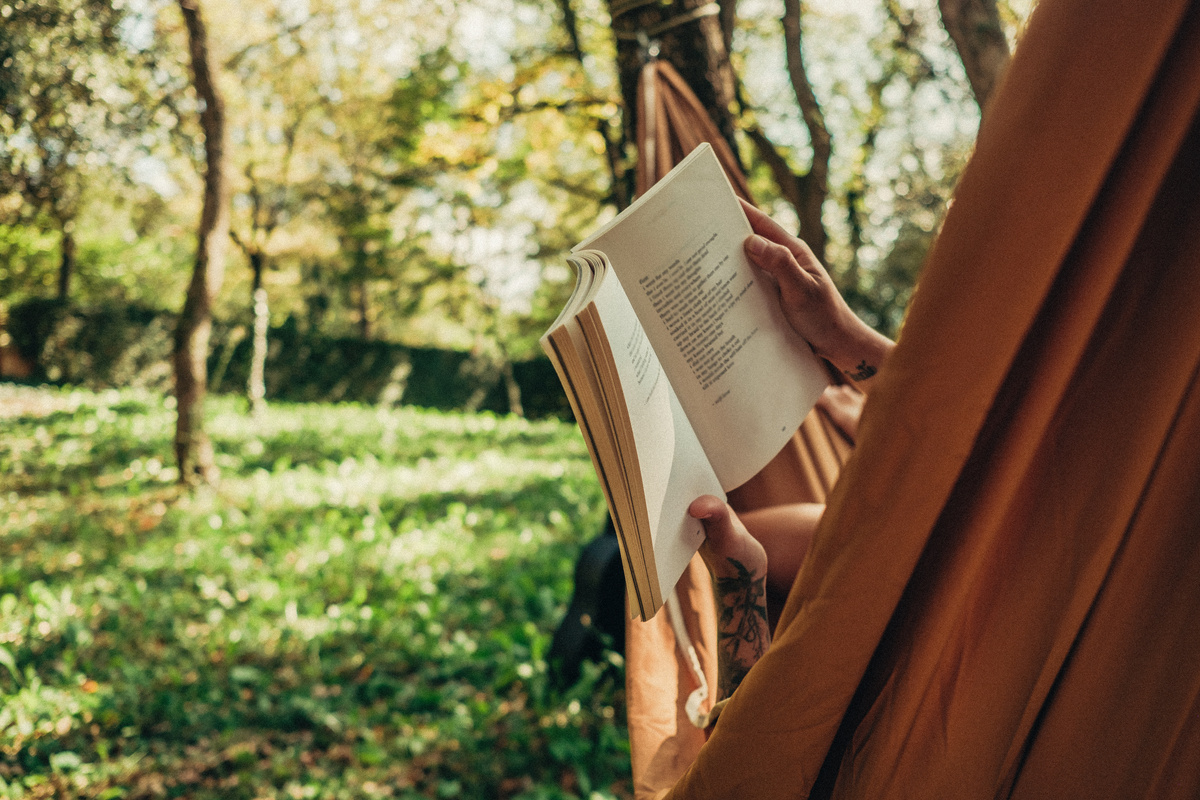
[607,0,743,175]
[208,324,246,394]
[605,0,832,262]
[248,252,268,417]
[779,0,831,263]
[938,0,1010,111]
[173,0,229,485]
[56,222,75,301]
[357,279,371,340]
[501,358,524,418]
[558,0,631,209]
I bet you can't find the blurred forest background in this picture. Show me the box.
[1,0,1033,429]
[0,0,1033,797]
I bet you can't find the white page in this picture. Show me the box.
[590,266,675,537]
[591,264,722,604]
[580,145,828,490]
[652,388,723,595]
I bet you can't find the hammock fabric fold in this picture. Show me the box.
[643,0,1200,796]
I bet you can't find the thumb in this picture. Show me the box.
[690,495,736,556]
[690,495,763,578]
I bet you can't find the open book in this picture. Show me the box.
[541,144,829,620]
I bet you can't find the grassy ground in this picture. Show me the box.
[0,385,629,799]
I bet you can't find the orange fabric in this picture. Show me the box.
[659,0,1200,797]
[635,61,753,202]
[626,59,854,799]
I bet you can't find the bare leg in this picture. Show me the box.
[817,384,865,443]
[739,502,824,600]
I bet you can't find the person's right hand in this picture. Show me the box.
[740,198,894,383]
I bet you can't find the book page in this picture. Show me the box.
[541,329,645,617]
[590,269,674,535]
[651,387,722,595]
[579,144,829,490]
[542,255,654,616]
[586,264,721,609]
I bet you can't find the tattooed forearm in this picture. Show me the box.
[713,558,770,699]
[844,360,877,381]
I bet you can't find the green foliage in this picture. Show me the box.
[0,0,144,219]
[0,0,1037,385]
[0,224,59,304]
[7,299,572,416]
[9,300,173,389]
[0,385,628,798]
[387,48,463,168]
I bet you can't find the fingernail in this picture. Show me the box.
[745,235,767,257]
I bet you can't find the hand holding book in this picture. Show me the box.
[739,198,895,386]
[541,144,891,621]
[686,203,896,703]
[689,495,770,702]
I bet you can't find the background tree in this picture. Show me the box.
[0,0,138,300]
[938,0,1011,110]
[747,0,833,262]
[173,0,229,484]
[628,0,1025,338]
[223,6,320,415]
[557,0,630,209]
[605,0,743,188]
[0,0,1034,410]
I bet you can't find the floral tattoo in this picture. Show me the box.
[713,558,770,698]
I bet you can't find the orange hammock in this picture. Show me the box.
[630,0,1200,796]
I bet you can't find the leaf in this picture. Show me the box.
[50,751,82,772]
[230,665,263,684]
[0,645,18,682]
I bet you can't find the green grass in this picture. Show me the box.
[0,385,629,799]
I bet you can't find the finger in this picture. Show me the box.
[745,236,820,298]
[739,198,821,263]
[688,494,728,526]
[690,496,744,568]
[739,198,794,245]
[741,210,821,277]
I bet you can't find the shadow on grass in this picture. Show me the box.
[1,533,627,798]
[0,390,627,798]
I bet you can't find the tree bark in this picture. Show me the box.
[173,0,229,485]
[501,359,524,418]
[780,0,830,263]
[357,278,371,340]
[56,222,75,301]
[607,0,743,176]
[248,252,268,418]
[938,0,1010,111]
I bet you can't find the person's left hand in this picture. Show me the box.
[689,495,771,698]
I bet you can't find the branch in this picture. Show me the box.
[555,0,629,207]
[743,125,803,211]
[224,20,309,72]
[937,0,1010,110]
[780,0,830,260]
[540,175,608,202]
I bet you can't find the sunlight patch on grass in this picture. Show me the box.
[0,386,627,799]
